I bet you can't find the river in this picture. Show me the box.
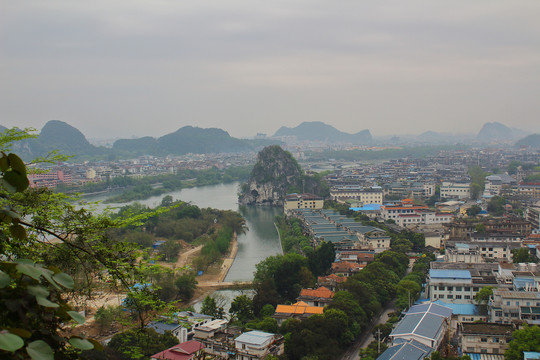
[83,182,283,282]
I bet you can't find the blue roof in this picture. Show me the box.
[350,204,382,211]
[524,352,540,360]
[429,269,471,279]
[466,353,505,360]
[377,339,432,360]
[392,303,452,341]
[432,300,485,316]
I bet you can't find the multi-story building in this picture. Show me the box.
[459,322,513,356]
[329,186,383,204]
[284,193,324,212]
[440,181,471,200]
[489,289,540,325]
[234,331,284,360]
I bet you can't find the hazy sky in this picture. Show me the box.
[1,0,539,139]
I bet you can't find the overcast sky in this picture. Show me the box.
[1,0,539,139]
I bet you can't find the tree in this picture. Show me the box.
[474,286,493,305]
[466,205,482,217]
[0,129,176,359]
[107,328,178,360]
[512,248,537,264]
[175,272,198,301]
[229,294,254,323]
[505,324,540,360]
[201,295,225,319]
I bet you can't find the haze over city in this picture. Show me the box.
[1,0,540,139]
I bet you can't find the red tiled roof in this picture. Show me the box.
[151,340,204,360]
[299,287,334,299]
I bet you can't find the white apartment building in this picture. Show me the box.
[428,269,479,304]
[330,186,383,204]
[489,289,540,325]
[440,182,471,200]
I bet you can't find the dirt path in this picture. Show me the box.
[175,244,203,269]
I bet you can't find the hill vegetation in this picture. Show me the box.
[273,121,372,144]
[239,145,329,205]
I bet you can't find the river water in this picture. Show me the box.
[83,182,282,282]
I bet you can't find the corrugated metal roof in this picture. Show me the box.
[235,330,274,346]
[377,339,431,360]
[429,269,472,279]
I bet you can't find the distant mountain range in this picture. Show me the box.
[273,121,372,144]
[2,120,282,160]
[476,122,529,143]
[515,134,540,148]
[1,120,536,161]
[113,126,253,156]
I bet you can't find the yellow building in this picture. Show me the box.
[284,193,324,212]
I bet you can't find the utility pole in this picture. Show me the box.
[377,328,381,354]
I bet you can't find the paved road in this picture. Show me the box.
[341,261,413,360]
[340,299,396,360]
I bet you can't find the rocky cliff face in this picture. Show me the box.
[239,145,303,205]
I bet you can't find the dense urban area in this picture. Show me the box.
[2,124,540,360]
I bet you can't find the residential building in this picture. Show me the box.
[284,193,324,212]
[440,182,471,199]
[330,186,383,204]
[389,302,453,349]
[273,301,324,325]
[377,339,433,360]
[489,289,540,324]
[151,340,205,360]
[234,330,284,360]
[459,322,513,356]
[317,274,347,291]
[296,287,334,307]
[147,312,212,343]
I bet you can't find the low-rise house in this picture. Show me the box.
[273,301,324,325]
[459,322,513,356]
[147,312,213,343]
[234,330,284,360]
[331,261,364,277]
[150,340,205,360]
[296,287,334,307]
[389,302,453,349]
[377,339,433,360]
[317,274,347,291]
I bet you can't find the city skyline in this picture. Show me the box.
[1,0,540,139]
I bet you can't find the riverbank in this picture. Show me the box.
[188,232,239,306]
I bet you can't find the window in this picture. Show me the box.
[465,295,471,300]
[465,287,471,291]
[447,295,453,299]
[507,301,511,306]
[481,338,487,342]
[447,286,453,291]
[456,295,462,299]
[473,287,479,292]
[493,337,499,343]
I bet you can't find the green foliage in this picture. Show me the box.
[94,305,123,335]
[505,324,540,360]
[201,295,225,319]
[253,253,313,312]
[474,286,493,305]
[107,328,178,360]
[174,272,198,301]
[229,294,254,323]
[468,166,490,200]
[512,248,537,264]
[487,196,506,216]
[466,205,482,217]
